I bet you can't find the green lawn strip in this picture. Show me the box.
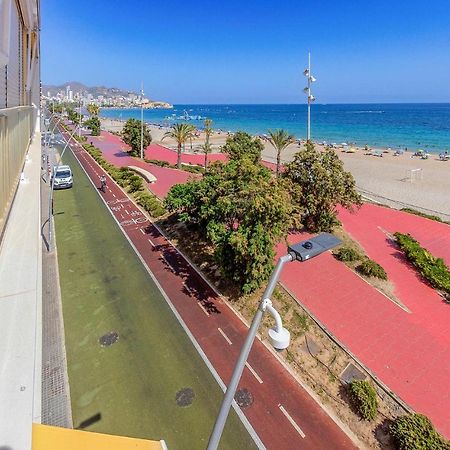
[54,147,256,449]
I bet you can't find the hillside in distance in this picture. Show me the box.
[43,81,140,99]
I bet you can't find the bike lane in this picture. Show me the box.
[60,130,357,450]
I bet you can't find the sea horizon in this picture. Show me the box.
[100,103,450,153]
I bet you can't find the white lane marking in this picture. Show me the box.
[148,238,156,248]
[278,404,306,438]
[245,362,263,384]
[112,193,116,198]
[197,301,210,316]
[217,327,232,345]
[124,209,129,215]
[140,228,145,234]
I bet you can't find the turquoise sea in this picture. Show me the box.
[100,104,450,153]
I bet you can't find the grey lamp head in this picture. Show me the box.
[288,233,341,262]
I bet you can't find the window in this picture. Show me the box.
[0,0,11,67]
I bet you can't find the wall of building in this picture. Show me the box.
[0,0,40,233]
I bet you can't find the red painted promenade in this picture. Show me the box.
[278,206,450,438]
[62,129,356,449]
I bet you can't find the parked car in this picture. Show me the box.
[52,165,73,189]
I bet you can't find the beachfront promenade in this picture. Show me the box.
[85,128,450,438]
[60,127,357,448]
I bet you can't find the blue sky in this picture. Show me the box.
[42,0,450,104]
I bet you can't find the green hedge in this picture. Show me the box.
[390,413,450,449]
[145,158,205,174]
[347,380,378,421]
[333,246,362,262]
[394,232,450,299]
[356,259,388,280]
[401,208,446,224]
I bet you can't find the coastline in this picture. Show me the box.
[100,117,450,220]
[100,103,450,154]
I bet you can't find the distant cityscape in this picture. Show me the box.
[42,81,173,109]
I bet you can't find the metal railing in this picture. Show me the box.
[0,106,34,234]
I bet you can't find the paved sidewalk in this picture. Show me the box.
[0,134,42,449]
[40,145,73,428]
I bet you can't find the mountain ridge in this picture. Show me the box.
[43,81,144,99]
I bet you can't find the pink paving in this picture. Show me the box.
[145,143,226,165]
[278,206,450,437]
[89,130,277,197]
[88,131,196,198]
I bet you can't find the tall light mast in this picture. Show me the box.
[140,82,144,159]
[303,52,316,141]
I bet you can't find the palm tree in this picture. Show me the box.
[87,103,100,116]
[267,129,295,178]
[203,118,213,170]
[162,123,196,169]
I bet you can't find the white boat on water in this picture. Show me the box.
[164,110,205,121]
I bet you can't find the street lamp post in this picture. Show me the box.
[78,99,82,138]
[140,82,144,159]
[303,52,316,142]
[207,233,341,450]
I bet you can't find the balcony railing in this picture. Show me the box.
[0,106,34,235]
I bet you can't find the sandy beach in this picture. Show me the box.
[101,118,450,220]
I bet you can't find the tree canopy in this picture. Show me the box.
[165,134,292,293]
[283,142,361,231]
[122,118,152,157]
[162,123,196,169]
[222,131,263,164]
[87,103,100,116]
[84,116,101,136]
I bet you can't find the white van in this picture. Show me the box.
[52,165,73,189]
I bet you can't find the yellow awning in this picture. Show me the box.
[32,424,165,450]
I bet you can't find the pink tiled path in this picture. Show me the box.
[279,206,450,437]
[87,132,196,198]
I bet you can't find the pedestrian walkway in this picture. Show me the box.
[278,221,450,438]
[40,145,73,428]
[0,133,42,449]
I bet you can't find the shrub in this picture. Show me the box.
[334,246,362,262]
[181,164,204,174]
[128,175,144,193]
[145,158,171,168]
[390,413,450,449]
[394,232,450,298]
[356,259,388,280]
[135,192,166,217]
[347,380,378,421]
